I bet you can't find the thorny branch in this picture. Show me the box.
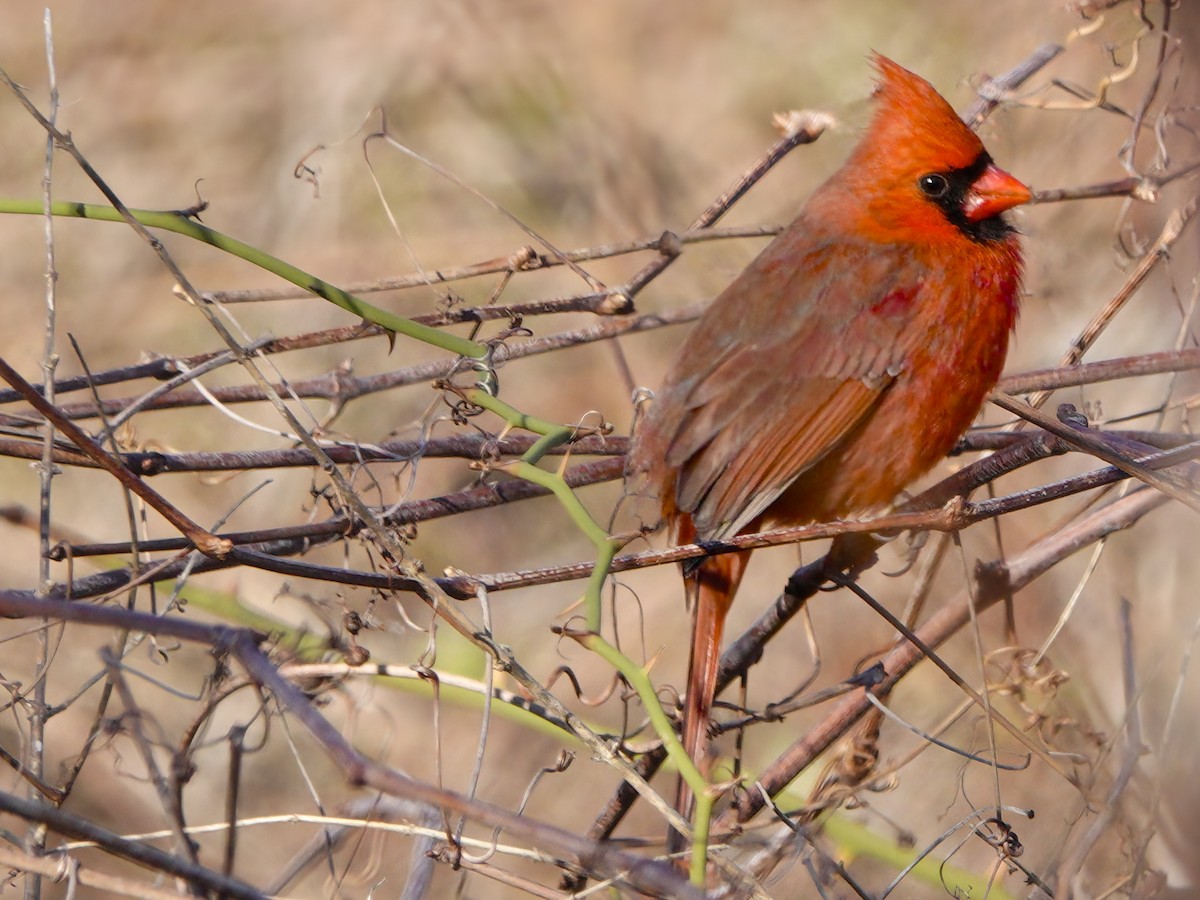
[0,12,1196,899]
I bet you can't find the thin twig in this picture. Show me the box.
[722,488,1168,830]
[0,790,266,899]
[27,13,60,900]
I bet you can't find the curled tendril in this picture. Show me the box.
[472,349,499,396]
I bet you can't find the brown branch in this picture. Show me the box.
[0,591,700,898]
[232,636,702,898]
[996,347,1200,395]
[585,431,1065,841]
[2,303,705,425]
[586,421,1200,841]
[39,459,1020,601]
[990,393,1200,513]
[0,789,266,899]
[43,422,1200,603]
[0,356,229,558]
[203,225,780,305]
[5,333,1199,470]
[0,433,628,475]
[617,112,834,308]
[3,332,1198,458]
[1021,195,1198,417]
[464,426,1200,596]
[0,230,787,411]
[1033,177,1142,203]
[1031,161,1200,205]
[46,455,622,569]
[722,487,1169,831]
[955,427,1196,454]
[963,43,1064,127]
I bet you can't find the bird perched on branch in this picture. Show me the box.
[626,53,1031,829]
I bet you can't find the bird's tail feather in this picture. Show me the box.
[671,521,750,851]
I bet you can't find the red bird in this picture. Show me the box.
[626,54,1031,821]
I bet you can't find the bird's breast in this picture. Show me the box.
[768,247,1020,525]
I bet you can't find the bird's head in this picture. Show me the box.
[839,53,1031,247]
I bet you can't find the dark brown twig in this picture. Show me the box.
[0,789,265,900]
[0,591,700,899]
[963,43,1064,127]
[722,487,1168,830]
[0,356,229,557]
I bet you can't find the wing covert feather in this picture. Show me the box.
[653,233,931,540]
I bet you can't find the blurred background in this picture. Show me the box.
[0,1,1197,896]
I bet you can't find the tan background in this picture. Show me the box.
[0,1,1196,897]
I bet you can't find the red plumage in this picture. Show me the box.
[625,53,1031,832]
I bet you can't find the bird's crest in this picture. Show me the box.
[862,52,984,172]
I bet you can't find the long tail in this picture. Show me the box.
[672,517,751,848]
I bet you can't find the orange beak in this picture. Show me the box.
[963,164,1032,222]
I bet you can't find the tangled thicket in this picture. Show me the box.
[0,3,1198,898]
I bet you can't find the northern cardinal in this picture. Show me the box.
[626,54,1031,825]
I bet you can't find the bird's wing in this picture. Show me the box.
[660,236,929,540]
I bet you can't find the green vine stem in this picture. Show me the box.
[3,198,718,879]
[0,200,487,362]
[577,630,715,884]
[821,814,1018,900]
[465,388,718,883]
[463,388,619,631]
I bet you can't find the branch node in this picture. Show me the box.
[771,109,837,142]
[595,290,634,316]
[656,230,683,258]
[1132,179,1159,203]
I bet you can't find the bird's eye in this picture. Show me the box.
[918,173,949,198]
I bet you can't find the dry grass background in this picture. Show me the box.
[0,1,1197,897]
